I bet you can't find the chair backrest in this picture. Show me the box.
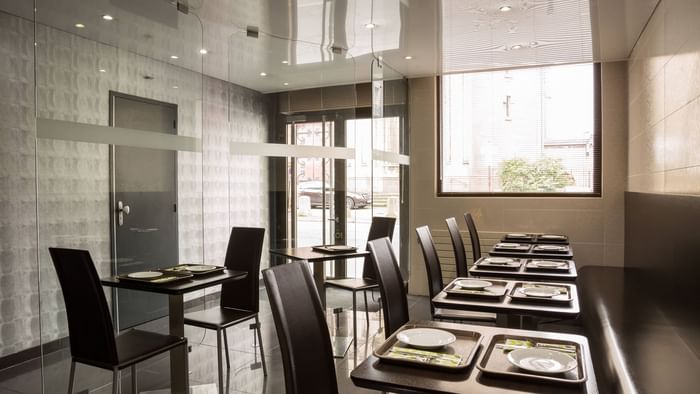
[262,261,338,394]
[415,226,444,308]
[368,237,409,337]
[220,227,266,312]
[48,248,118,366]
[361,216,397,280]
[445,217,469,277]
[464,213,482,262]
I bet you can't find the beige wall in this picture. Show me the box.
[407,63,628,296]
[628,0,700,194]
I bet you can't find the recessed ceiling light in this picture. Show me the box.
[74,23,85,28]
[102,14,113,21]
[510,44,523,50]
[199,48,208,55]
[259,72,267,76]
[170,55,179,59]
[404,55,413,60]
[499,5,512,12]
[364,23,376,29]
[172,86,179,89]
[98,69,106,73]
[283,82,289,86]
[281,60,289,64]
[530,41,539,47]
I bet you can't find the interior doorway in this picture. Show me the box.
[109,92,179,330]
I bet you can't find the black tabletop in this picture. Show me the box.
[470,257,578,282]
[101,269,247,295]
[269,246,369,262]
[432,279,579,319]
[351,320,597,394]
[489,244,574,259]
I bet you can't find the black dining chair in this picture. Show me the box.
[367,237,409,337]
[324,216,396,347]
[48,247,188,394]
[263,261,338,394]
[184,227,266,392]
[445,217,469,277]
[416,226,496,323]
[464,212,482,262]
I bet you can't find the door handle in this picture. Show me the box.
[328,217,340,224]
[117,201,130,226]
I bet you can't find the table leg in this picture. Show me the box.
[169,295,189,394]
[312,261,327,308]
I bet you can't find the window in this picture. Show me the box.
[439,63,601,196]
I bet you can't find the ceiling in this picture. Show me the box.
[0,0,659,93]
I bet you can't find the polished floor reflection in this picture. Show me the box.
[0,287,433,394]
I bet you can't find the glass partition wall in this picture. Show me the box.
[33,0,205,392]
[0,0,408,391]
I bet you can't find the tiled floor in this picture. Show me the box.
[0,287,434,394]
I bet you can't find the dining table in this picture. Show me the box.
[101,269,248,394]
[488,243,574,260]
[432,278,579,328]
[269,246,371,357]
[351,320,598,394]
[469,256,578,282]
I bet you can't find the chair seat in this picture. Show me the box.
[75,329,186,370]
[184,307,257,330]
[434,308,496,322]
[324,278,378,291]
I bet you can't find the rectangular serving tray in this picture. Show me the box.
[444,278,509,299]
[477,334,587,385]
[475,257,523,270]
[161,264,226,276]
[311,245,358,254]
[535,234,569,244]
[374,323,483,372]
[117,270,193,284]
[508,282,573,304]
[524,259,572,272]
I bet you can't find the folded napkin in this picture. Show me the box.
[385,346,462,367]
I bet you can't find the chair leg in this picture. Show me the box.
[131,364,137,394]
[352,291,357,349]
[216,329,224,394]
[67,361,76,394]
[223,328,231,370]
[255,315,268,376]
[363,290,370,327]
[112,368,120,394]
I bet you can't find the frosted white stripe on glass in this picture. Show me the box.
[230,142,355,159]
[37,118,201,152]
[372,150,410,165]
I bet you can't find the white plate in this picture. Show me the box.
[186,265,218,272]
[396,328,457,350]
[456,279,493,290]
[497,243,521,249]
[536,245,566,251]
[507,348,577,374]
[520,286,561,298]
[540,234,566,240]
[127,271,163,279]
[484,257,514,265]
[531,260,566,268]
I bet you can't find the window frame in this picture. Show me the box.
[436,62,602,198]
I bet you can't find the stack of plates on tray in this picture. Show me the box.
[535,245,567,251]
[186,265,218,272]
[520,286,561,298]
[540,234,567,240]
[496,243,521,249]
